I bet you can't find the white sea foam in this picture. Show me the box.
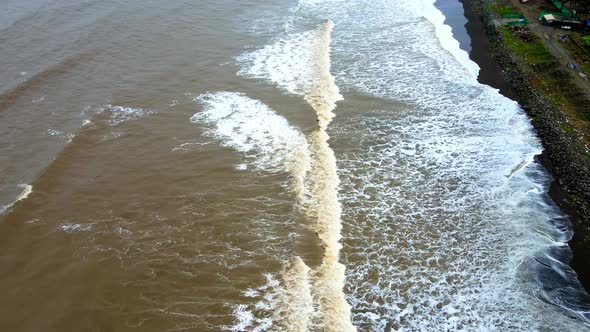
[0,184,33,214]
[238,20,355,331]
[228,305,255,332]
[259,0,590,329]
[418,0,479,78]
[237,20,343,128]
[15,184,32,202]
[192,92,311,195]
[226,257,314,332]
[96,105,148,126]
[32,95,46,103]
[59,223,93,233]
[47,129,64,136]
[234,163,248,171]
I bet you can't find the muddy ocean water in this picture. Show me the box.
[1,0,590,330]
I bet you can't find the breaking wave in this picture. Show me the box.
[238,19,355,331]
[186,0,590,329]
[0,184,33,215]
[96,104,149,126]
[191,92,311,196]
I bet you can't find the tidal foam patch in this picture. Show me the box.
[96,105,149,126]
[59,223,93,233]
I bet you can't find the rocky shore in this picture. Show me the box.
[461,0,590,291]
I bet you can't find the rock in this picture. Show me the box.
[475,0,590,250]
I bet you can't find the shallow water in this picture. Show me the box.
[1,0,589,330]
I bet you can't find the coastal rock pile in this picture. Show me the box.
[473,0,590,285]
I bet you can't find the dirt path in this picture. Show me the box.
[510,0,590,101]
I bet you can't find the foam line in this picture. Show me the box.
[15,184,32,202]
[274,257,315,331]
[239,20,355,331]
[420,0,479,79]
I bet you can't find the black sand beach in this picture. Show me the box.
[435,0,516,99]
[459,0,517,99]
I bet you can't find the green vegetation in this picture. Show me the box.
[559,36,590,78]
[571,35,590,57]
[488,3,518,16]
[562,122,576,133]
[499,25,554,63]
[499,25,590,125]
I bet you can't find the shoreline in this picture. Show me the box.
[459,0,516,99]
[458,0,590,293]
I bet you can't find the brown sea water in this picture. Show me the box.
[1,0,589,331]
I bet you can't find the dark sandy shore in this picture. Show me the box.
[436,0,514,99]
[449,0,590,293]
[458,1,516,99]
